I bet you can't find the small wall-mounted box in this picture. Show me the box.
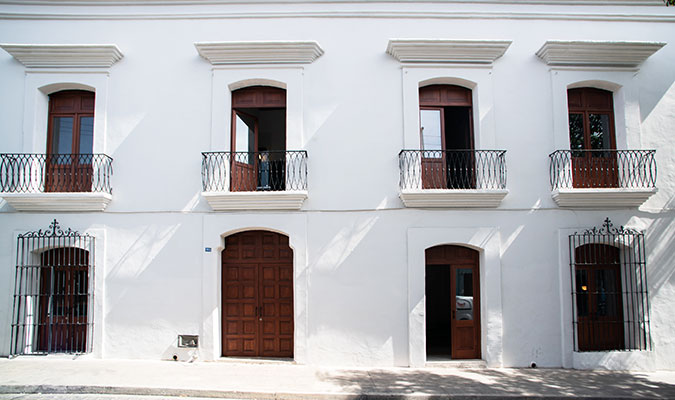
[177,335,199,348]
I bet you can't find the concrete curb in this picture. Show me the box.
[0,385,662,400]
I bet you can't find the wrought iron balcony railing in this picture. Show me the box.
[549,150,656,190]
[399,150,507,190]
[202,150,308,192]
[0,153,113,194]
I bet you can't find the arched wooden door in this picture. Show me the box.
[425,245,480,360]
[221,230,294,358]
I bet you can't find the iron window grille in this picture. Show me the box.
[10,219,95,356]
[569,218,651,352]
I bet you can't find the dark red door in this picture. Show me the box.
[38,248,89,353]
[575,244,624,351]
[46,91,95,192]
[221,231,294,357]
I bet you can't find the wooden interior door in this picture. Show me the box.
[420,107,446,189]
[568,88,618,188]
[575,244,624,351]
[230,110,258,191]
[222,231,294,358]
[46,91,94,192]
[38,248,89,353]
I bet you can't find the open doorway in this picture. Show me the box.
[231,86,287,191]
[425,245,480,360]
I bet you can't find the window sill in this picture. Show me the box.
[551,188,657,208]
[202,191,307,211]
[399,189,508,208]
[1,192,112,211]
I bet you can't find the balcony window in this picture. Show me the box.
[0,90,113,211]
[399,84,507,208]
[201,86,307,210]
[549,87,657,207]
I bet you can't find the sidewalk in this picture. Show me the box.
[2,358,675,399]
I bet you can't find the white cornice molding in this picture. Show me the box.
[536,41,666,68]
[387,39,512,65]
[0,44,123,68]
[202,191,308,210]
[551,188,657,208]
[0,1,665,5]
[400,189,509,208]
[194,41,324,65]
[0,192,112,211]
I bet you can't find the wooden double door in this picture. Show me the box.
[221,231,294,358]
[425,245,481,360]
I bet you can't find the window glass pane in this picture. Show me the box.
[589,114,611,153]
[51,117,73,154]
[420,109,442,158]
[78,116,94,155]
[455,268,473,321]
[568,113,584,152]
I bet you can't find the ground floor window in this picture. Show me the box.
[10,220,94,355]
[569,218,651,352]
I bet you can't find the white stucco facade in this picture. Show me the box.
[1,0,674,371]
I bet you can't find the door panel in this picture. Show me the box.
[420,108,446,189]
[451,265,480,359]
[222,231,293,358]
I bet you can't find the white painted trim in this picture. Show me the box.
[0,0,666,5]
[202,191,308,210]
[400,189,508,208]
[195,41,324,65]
[407,227,503,367]
[387,39,511,65]
[1,192,112,211]
[0,44,123,68]
[1,11,673,23]
[551,188,657,208]
[536,41,665,68]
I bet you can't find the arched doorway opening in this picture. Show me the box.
[221,230,293,358]
[425,244,480,360]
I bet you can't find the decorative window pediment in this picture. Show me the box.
[386,39,512,65]
[0,44,123,68]
[536,41,665,68]
[194,41,324,65]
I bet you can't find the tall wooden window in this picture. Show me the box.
[567,87,618,188]
[46,90,96,192]
[418,85,475,189]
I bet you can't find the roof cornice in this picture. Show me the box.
[536,40,666,67]
[194,41,324,65]
[386,39,512,65]
[0,43,123,68]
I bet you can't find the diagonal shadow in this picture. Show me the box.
[319,367,675,398]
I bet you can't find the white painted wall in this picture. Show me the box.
[0,1,674,370]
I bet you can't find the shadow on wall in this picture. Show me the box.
[318,368,675,398]
[646,195,675,294]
